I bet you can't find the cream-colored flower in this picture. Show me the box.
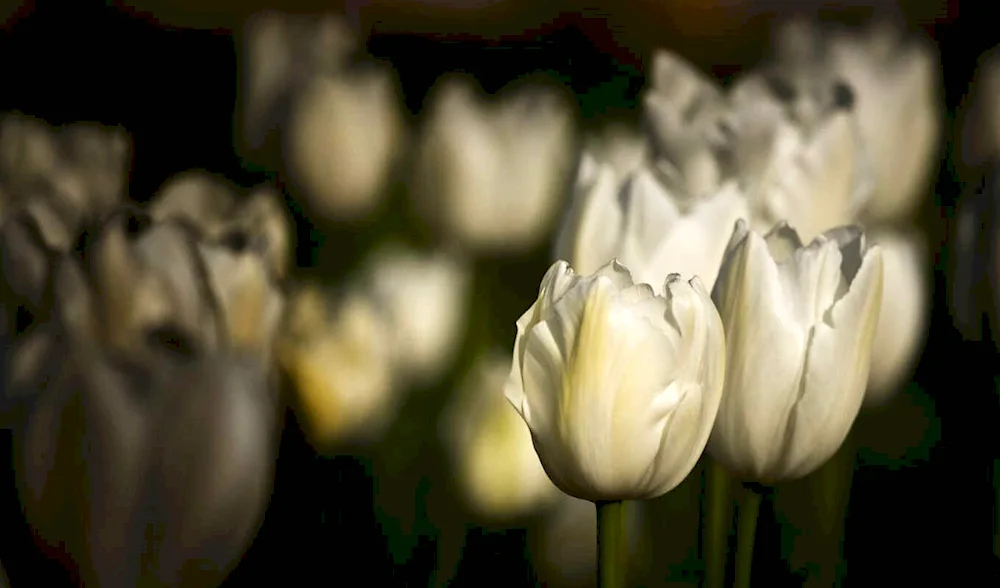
[728,67,872,243]
[285,67,405,221]
[824,20,942,223]
[865,227,929,405]
[240,11,356,149]
[505,260,725,501]
[709,220,883,481]
[440,351,561,521]
[412,75,575,253]
[359,244,470,383]
[278,285,398,447]
[556,160,747,293]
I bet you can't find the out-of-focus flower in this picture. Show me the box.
[284,67,405,221]
[822,20,942,223]
[641,50,731,198]
[412,75,576,254]
[440,351,561,521]
[579,123,649,180]
[728,50,872,242]
[358,244,470,383]
[240,11,356,150]
[949,171,1000,344]
[958,46,1000,177]
[0,114,131,313]
[150,170,292,279]
[709,221,883,482]
[505,260,725,501]
[278,284,398,447]
[864,227,929,404]
[555,159,747,293]
[13,252,281,588]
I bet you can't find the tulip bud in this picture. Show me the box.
[412,75,576,253]
[440,351,561,521]
[278,285,398,447]
[709,220,884,482]
[555,159,748,293]
[823,20,942,223]
[284,66,405,221]
[358,244,470,384]
[865,227,929,404]
[505,260,726,501]
[240,11,356,151]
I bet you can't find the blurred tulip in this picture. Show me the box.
[13,256,281,588]
[0,114,131,316]
[949,171,1000,343]
[728,64,871,243]
[440,351,561,521]
[958,46,1000,176]
[412,75,576,253]
[359,244,470,383]
[821,20,943,223]
[580,123,649,179]
[641,50,730,198]
[555,157,748,293]
[278,284,399,447]
[150,170,292,279]
[864,227,929,404]
[240,11,356,150]
[709,220,883,482]
[505,260,725,501]
[284,65,405,221]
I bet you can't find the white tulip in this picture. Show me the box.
[864,227,929,405]
[825,21,942,223]
[241,11,356,150]
[505,259,726,501]
[641,50,730,198]
[729,69,872,243]
[412,76,575,253]
[556,159,748,293]
[284,67,404,221]
[359,244,470,384]
[439,351,561,521]
[277,285,398,447]
[709,220,883,482]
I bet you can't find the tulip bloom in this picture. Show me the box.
[709,220,883,482]
[504,260,726,501]
[412,75,575,253]
[440,352,560,521]
[555,159,747,293]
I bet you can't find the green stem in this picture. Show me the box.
[734,485,762,588]
[704,459,731,588]
[597,500,627,588]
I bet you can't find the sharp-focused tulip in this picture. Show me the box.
[822,20,942,223]
[555,157,748,293]
[278,285,398,447]
[505,260,726,501]
[865,227,929,404]
[709,220,883,482]
[440,351,560,521]
[412,75,575,253]
[284,67,405,221]
[358,244,470,383]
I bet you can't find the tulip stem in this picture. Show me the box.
[704,458,731,588]
[596,500,627,588]
[734,485,762,588]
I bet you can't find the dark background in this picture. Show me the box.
[0,0,993,586]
